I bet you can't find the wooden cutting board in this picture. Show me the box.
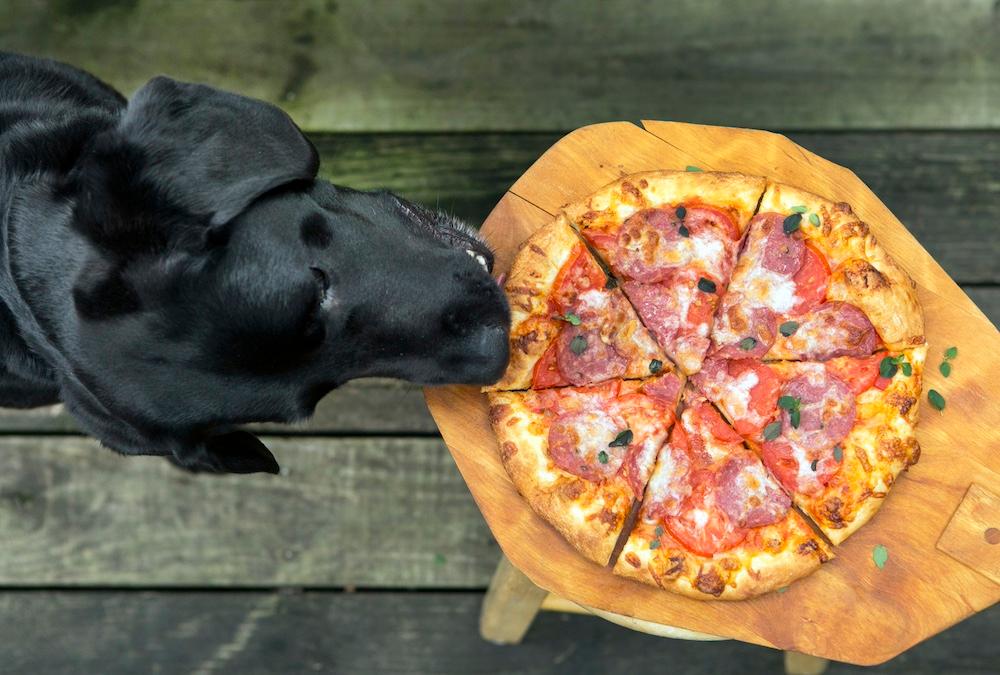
[424,121,1000,665]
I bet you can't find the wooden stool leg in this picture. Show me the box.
[784,651,829,675]
[479,555,548,644]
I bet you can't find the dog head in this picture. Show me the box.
[33,77,509,472]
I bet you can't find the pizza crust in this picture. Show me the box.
[759,182,925,351]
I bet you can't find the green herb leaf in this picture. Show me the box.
[790,409,801,429]
[678,224,690,238]
[570,335,587,355]
[675,206,687,219]
[739,336,758,351]
[790,205,808,213]
[939,361,951,378]
[833,445,843,462]
[779,321,799,337]
[777,395,799,411]
[685,165,703,172]
[649,539,661,550]
[654,525,664,537]
[597,450,609,464]
[808,213,821,227]
[872,544,889,569]
[776,586,789,594]
[697,277,717,293]
[763,421,782,441]
[562,312,581,326]
[944,346,958,360]
[783,213,802,234]
[928,389,946,411]
[609,429,633,447]
[879,356,899,379]
[649,359,663,374]
[901,362,912,377]
[810,459,818,472]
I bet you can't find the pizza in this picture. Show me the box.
[564,171,765,375]
[614,390,831,599]
[486,170,925,599]
[487,214,667,391]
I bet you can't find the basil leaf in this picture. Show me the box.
[739,337,757,351]
[872,544,889,570]
[777,395,798,410]
[939,361,951,378]
[808,213,821,227]
[779,321,799,337]
[944,346,958,360]
[562,312,581,326]
[901,362,912,377]
[790,409,801,428]
[783,213,802,234]
[697,277,717,293]
[833,445,843,462]
[609,429,633,447]
[649,539,661,550]
[570,335,587,355]
[649,359,663,374]
[928,389,945,411]
[675,206,687,219]
[763,421,782,441]
[597,450,609,464]
[678,224,690,238]
[654,525,664,537]
[879,356,898,379]
[810,459,818,472]
[790,205,807,213]
[685,165,703,172]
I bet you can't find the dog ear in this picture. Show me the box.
[171,431,281,475]
[117,76,318,225]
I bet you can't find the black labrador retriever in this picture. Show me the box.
[0,53,510,474]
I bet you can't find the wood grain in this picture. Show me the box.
[0,435,497,586]
[4,1,997,131]
[425,121,1000,665]
[936,484,1000,585]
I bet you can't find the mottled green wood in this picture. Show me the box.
[3,0,997,131]
[0,436,497,586]
[0,592,995,674]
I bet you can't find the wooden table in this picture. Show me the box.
[0,1,996,671]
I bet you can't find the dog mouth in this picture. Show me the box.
[392,196,494,273]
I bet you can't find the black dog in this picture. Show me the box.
[0,53,510,474]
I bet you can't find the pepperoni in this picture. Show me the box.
[645,439,692,520]
[758,213,805,276]
[555,325,628,386]
[685,205,741,242]
[760,439,839,495]
[780,371,856,451]
[712,304,777,359]
[531,341,566,388]
[666,473,747,556]
[716,455,791,528]
[548,410,628,481]
[614,207,735,283]
[641,372,682,407]
[553,245,608,310]
[790,244,830,314]
[621,280,680,351]
[791,302,878,360]
[825,353,882,395]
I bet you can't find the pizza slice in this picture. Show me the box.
[486,214,667,391]
[709,181,924,361]
[564,170,766,375]
[487,373,683,565]
[614,390,831,599]
[693,345,926,544]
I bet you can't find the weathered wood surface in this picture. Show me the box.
[4,1,997,131]
[0,592,995,675]
[0,436,498,586]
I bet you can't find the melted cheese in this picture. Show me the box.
[742,264,799,313]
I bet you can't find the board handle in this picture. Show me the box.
[935,483,1000,586]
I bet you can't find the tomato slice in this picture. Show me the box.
[531,340,566,388]
[825,353,881,395]
[685,272,720,327]
[691,400,743,444]
[582,231,617,259]
[790,244,830,315]
[553,244,608,309]
[874,376,892,390]
[760,441,800,493]
[725,359,781,436]
[666,475,747,556]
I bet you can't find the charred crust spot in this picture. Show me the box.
[695,567,725,597]
[500,442,518,463]
[299,212,332,249]
[665,556,685,577]
[887,393,916,417]
[857,450,872,473]
[638,179,649,189]
[822,497,845,526]
[625,552,641,569]
[488,404,511,426]
[798,539,820,556]
[621,181,641,201]
[560,481,585,500]
[833,202,854,215]
[529,244,546,256]
[843,260,890,291]
[720,557,739,572]
[598,507,618,526]
[514,330,539,354]
[908,442,921,466]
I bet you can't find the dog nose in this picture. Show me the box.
[466,323,510,383]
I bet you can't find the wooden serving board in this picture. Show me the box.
[424,122,1000,665]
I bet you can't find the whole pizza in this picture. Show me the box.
[485,171,925,599]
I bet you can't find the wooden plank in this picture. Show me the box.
[3,1,997,131]
[0,436,498,586]
[0,591,996,674]
[936,484,1000,586]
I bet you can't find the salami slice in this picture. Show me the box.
[555,325,628,385]
[614,207,734,283]
[716,455,791,528]
[779,370,856,451]
[621,280,681,351]
[759,213,805,276]
[547,410,628,481]
[640,371,682,406]
[712,303,777,359]
[788,302,878,360]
